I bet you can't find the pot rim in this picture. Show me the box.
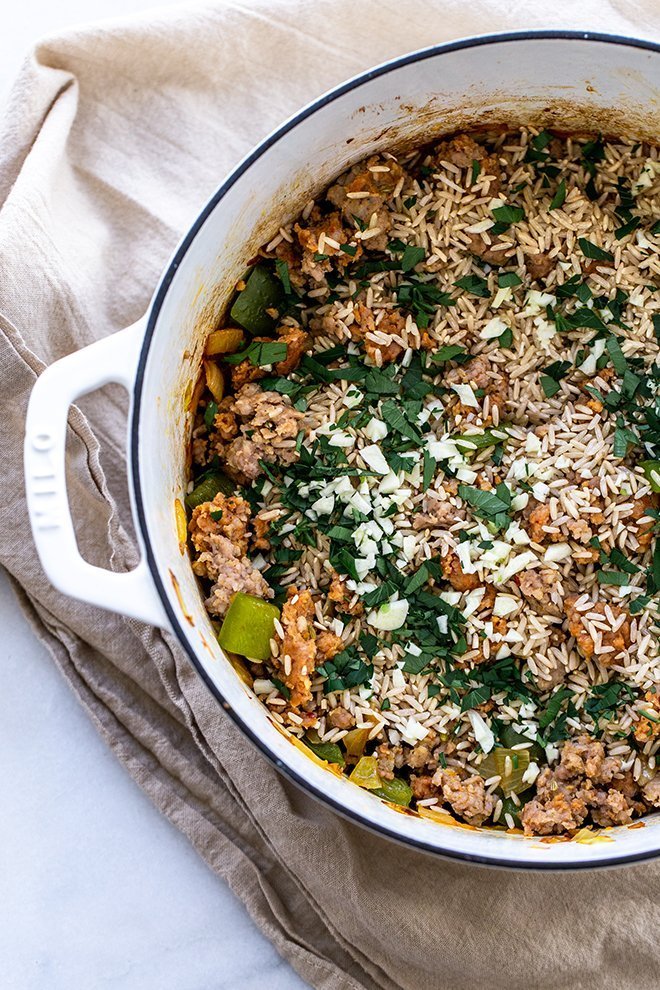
[131,29,660,870]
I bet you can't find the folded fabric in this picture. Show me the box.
[2,3,660,988]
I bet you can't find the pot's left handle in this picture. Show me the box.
[24,319,172,630]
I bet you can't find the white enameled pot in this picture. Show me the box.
[24,31,660,868]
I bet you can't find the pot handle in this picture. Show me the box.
[24,318,171,630]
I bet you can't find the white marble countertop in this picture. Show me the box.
[1,3,307,987]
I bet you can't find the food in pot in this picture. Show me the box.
[186,127,660,835]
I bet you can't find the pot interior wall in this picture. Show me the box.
[134,35,660,866]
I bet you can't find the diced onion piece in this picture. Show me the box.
[480,316,509,340]
[525,433,542,456]
[364,417,388,441]
[493,550,537,585]
[378,471,400,494]
[311,494,335,516]
[343,388,363,409]
[367,598,409,631]
[451,383,479,408]
[578,337,607,376]
[468,710,495,754]
[400,717,429,745]
[439,590,462,606]
[463,587,486,616]
[544,542,572,562]
[493,594,519,617]
[511,492,529,511]
[360,444,390,475]
[327,429,355,448]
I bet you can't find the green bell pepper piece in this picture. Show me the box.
[230,265,283,335]
[217,593,280,661]
[499,725,544,763]
[640,460,660,493]
[349,755,383,790]
[304,739,346,767]
[477,748,531,797]
[373,776,413,807]
[185,471,234,509]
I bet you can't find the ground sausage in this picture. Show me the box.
[224,384,306,482]
[414,494,465,531]
[466,232,514,265]
[432,769,495,826]
[327,155,405,251]
[316,631,345,662]
[434,134,502,193]
[634,691,660,743]
[230,324,310,391]
[520,736,634,835]
[327,705,355,730]
[328,571,364,615]
[642,775,660,807]
[441,550,480,591]
[295,209,362,281]
[445,354,509,419]
[350,303,405,364]
[190,492,251,556]
[189,493,273,617]
[517,567,563,616]
[630,492,659,551]
[275,586,318,708]
[565,593,631,664]
[525,251,555,280]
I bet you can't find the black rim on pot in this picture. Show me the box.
[131,30,660,870]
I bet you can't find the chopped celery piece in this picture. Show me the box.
[499,725,543,762]
[640,460,660,493]
[304,738,346,767]
[217,593,280,661]
[373,776,413,807]
[349,755,383,790]
[342,726,371,758]
[185,472,234,509]
[478,747,530,796]
[230,265,283,335]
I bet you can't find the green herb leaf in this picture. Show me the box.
[492,204,525,227]
[498,272,522,288]
[578,238,613,263]
[225,339,288,367]
[430,344,468,365]
[401,245,426,271]
[204,400,218,429]
[540,375,561,398]
[549,179,567,211]
[275,259,292,295]
[454,274,490,297]
[381,400,424,443]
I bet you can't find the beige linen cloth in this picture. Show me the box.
[3,1,660,987]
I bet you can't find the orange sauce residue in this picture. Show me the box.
[168,569,194,626]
